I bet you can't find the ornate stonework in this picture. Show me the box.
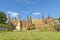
[8,15,58,31]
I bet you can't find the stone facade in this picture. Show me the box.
[8,15,58,31]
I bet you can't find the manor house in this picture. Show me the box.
[8,13,58,31]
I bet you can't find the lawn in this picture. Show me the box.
[0,31,60,40]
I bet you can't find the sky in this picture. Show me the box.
[0,0,60,20]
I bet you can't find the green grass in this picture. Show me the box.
[0,31,60,40]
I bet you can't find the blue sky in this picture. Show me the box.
[0,0,60,20]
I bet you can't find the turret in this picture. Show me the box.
[13,17,16,25]
[18,15,20,22]
[8,15,10,22]
[27,14,32,30]
[16,14,21,30]
[41,13,45,23]
[47,12,51,24]
[7,15,12,31]
[48,12,51,19]
[42,15,44,20]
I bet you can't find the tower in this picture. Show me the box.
[12,17,17,30]
[8,15,12,31]
[8,15,11,27]
[27,13,32,30]
[22,20,26,30]
[13,17,16,24]
[8,16,10,23]
[47,12,51,24]
[42,13,45,24]
[48,12,51,19]
[16,14,21,30]
[42,12,44,19]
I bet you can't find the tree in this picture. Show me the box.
[0,24,9,31]
[58,17,60,24]
[58,17,60,20]
[31,24,35,30]
[0,12,7,24]
[55,24,60,31]
[27,24,35,30]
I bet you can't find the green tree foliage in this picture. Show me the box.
[58,17,60,24]
[58,17,60,20]
[0,24,9,30]
[31,24,35,30]
[0,12,7,24]
[27,24,35,30]
[55,24,60,31]
[0,12,8,31]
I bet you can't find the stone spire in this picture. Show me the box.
[27,12,32,22]
[8,15,11,31]
[27,12,32,30]
[8,15,10,22]
[13,17,16,25]
[48,12,51,19]
[42,12,44,20]
[18,13,20,22]
[16,13,21,30]
[41,12,45,24]
[47,12,51,24]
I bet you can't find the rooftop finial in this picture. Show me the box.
[49,12,50,17]
[18,13,20,21]
[8,15,10,20]
[42,12,44,19]
[48,12,51,19]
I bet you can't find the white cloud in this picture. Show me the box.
[16,0,20,2]
[7,11,19,17]
[16,0,35,4]
[32,12,40,16]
